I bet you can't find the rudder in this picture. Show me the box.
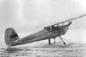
[4,28,19,46]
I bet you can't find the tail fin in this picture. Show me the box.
[4,28,19,46]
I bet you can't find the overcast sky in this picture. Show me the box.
[0,0,86,33]
[0,0,86,47]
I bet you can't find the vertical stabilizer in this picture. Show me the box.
[4,28,19,46]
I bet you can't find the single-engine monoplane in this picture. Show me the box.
[4,14,86,48]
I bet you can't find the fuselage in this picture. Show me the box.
[10,29,60,46]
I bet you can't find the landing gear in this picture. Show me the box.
[48,38,56,45]
[49,38,51,45]
[54,38,56,44]
[59,36,66,45]
[53,36,66,45]
[48,36,66,45]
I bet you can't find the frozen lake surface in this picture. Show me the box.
[0,43,86,57]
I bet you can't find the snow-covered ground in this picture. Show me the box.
[0,39,86,57]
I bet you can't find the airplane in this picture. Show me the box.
[4,14,86,48]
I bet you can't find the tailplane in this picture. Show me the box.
[4,28,19,46]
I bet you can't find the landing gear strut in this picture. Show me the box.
[53,36,66,45]
[59,36,66,45]
[49,38,51,45]
[48,36,66,45]
[54,38,56,44]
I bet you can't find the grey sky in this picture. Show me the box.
[0,0,86,33]
[0,0,85,38]
[0,0,86,47]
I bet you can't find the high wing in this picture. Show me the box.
[53,14,86,26]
